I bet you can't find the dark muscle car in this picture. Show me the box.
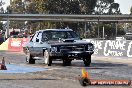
[23,29,94,66]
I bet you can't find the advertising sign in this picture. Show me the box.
[86,40,132,57]
[8,38,30,52]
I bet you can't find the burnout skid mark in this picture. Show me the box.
[0,64,50,73]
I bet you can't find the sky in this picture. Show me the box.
[115,0,132,14]
[1,0,132,14]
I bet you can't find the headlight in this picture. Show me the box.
[87,45,94,51]
[51,47,58,52]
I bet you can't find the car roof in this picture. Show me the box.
[36,29,73,32]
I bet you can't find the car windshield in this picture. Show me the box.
[42,31,79,41]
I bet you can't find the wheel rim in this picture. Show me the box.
[26,51,30,62]
[44,50,49,64]
[26,56,29,62]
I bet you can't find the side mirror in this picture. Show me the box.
[36,38,39,42]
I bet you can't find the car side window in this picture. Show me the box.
[37,32,42,40]
[31,32,38,42]
[42,31,51,41]
[66,32,73,38]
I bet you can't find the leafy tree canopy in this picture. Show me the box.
[6,0,124,38]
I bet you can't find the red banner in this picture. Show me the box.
[8,38,30,52]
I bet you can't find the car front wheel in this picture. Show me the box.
[83,55,91,66]
[44,50,52,66]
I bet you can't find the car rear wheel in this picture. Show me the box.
[26,52,35,64]
[44,50,52,66]
[83,55,91,66]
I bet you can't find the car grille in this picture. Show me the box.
[59,45,86,52]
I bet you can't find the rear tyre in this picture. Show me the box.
[26,52,35,64]
[83,55,91,67]
[48,58,52,66]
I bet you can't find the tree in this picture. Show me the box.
[10,0,25,14]
[0,7,4,13]
[45,0,97,14]
[6,6,12,13]
[0,0,5,13]
[108,3,121,14]
[0,22,3,30]
[44,0,97,37]
[22,0,97,36]
[6,0,124,38]
[90,0,122,39]
[94,0,120,15]
[0,1,5,31]
[6,0,25,31]
[125,6,132,33]
[24,0,46,14]
[131,6,132,15]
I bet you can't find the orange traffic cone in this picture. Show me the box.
[0,57,7,70]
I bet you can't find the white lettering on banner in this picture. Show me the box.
[91,40,103,54]
[104,40,126,56]
[94,49,98,54]
[104,40,126,50]
[127,41,132,57]
[104,40,110,56]
[91,41,103,49]
[105,50,123,56]
[89,39,132,57]
[11,41,21,47]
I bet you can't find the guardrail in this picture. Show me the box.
[0,14,132,22]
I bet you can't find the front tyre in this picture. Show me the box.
[44,50,52,66]
[83,55,91,66]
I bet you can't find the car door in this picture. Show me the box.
[32,31,43,56]
[28,31,39,55]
